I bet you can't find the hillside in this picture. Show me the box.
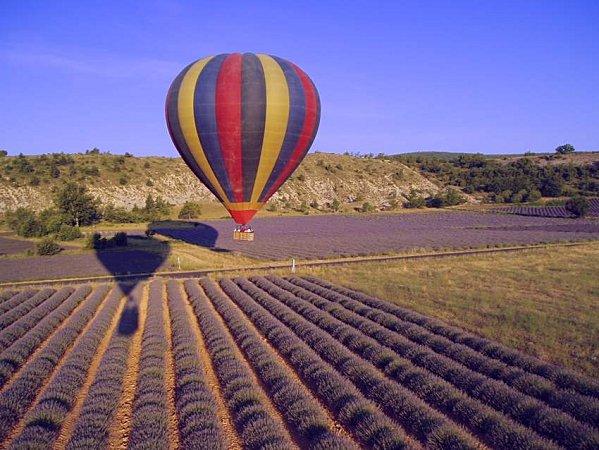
[0,152,439,213]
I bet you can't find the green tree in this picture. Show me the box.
[565,196,589,218]
[53,182,100,226]
[178,201,202,219]
[0,150,7,157]
[540,177,563,197]
[403,189,426,208]
[555,144,575,155]
[56,224,83,241]
[5,208,44,237]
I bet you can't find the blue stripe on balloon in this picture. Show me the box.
[194,54,235,202]
[166,61,225,203]
[258,56,306,202]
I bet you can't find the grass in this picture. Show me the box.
[237,242,599,378]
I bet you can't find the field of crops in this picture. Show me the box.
[497,198,599,218]
[0,235,34,256]
[159,211,599,260]
[0,276,597,449]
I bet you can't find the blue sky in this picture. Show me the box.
[1,0,598,156]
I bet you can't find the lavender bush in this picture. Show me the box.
[127,280,170,449]
[198,278,357,449]
[238,277,551,450]
[184,279,293,449]
[0,285,109,443]
[219,278,421,450]
[257,276,597,448]
[0,287,81,386]
[165,280,225,448]
[66,286,144,449]
[286,276,599,427]
[303,276,599,399]
[0,288,53,323]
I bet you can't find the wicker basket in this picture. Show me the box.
[233,230,254,241]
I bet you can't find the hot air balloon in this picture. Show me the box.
[165,53,320,240]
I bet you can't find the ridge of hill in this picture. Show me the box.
[0,152,440,212]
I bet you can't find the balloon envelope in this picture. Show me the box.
[165,53,320,224]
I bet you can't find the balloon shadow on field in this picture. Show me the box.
[148,220,227,252]
[92,231,171,335]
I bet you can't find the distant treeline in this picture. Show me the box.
[387,153,598,203]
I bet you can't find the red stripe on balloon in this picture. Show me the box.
[216,53,244,202]
[264,64,319,200]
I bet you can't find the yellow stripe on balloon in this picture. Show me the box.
[227,201,264,211]
[178,56,230,207]
[250,54,290,203]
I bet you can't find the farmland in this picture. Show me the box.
[0,275,597,449]
[0,210,598,283]
[155,211,599,260]
[496,198,599,219]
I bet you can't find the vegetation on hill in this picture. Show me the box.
[387,150,598,203]
[0,150,439,214]
[3,180,172,240]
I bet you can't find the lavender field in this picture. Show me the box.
[0,236,34,256]
[0,276,597,449]
[0,250,173,283]
[496,198,599,219]
[159,211,599,260]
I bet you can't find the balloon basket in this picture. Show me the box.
[233,230,254,241]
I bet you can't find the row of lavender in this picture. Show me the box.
[496,198,599,218]
[1,276,597,449]
[249,276,598,448]
[0,285,112,444]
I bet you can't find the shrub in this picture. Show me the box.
[118,175,129,185]
[145,179,154,187]
[360,202,375,212]
[38,209,66,234]
[5,208,44,237]
[178,201,202,219]
[426,189,466,208]
[540,177,563,197]
[331,198,341,211]
[36,238,61,256]
[525,189,542,202]
[85,233,103,249]
[310,199,319,209]
[113,232,127,246]
[565,196,589,218]
[555,144,575,154]
[56,224,82,241]
[403,189,426,208]
[0,150,7,157]
[82,165,100,176]
[102,204,144,223]
[509,190,528,203]
[297,173,306,181]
